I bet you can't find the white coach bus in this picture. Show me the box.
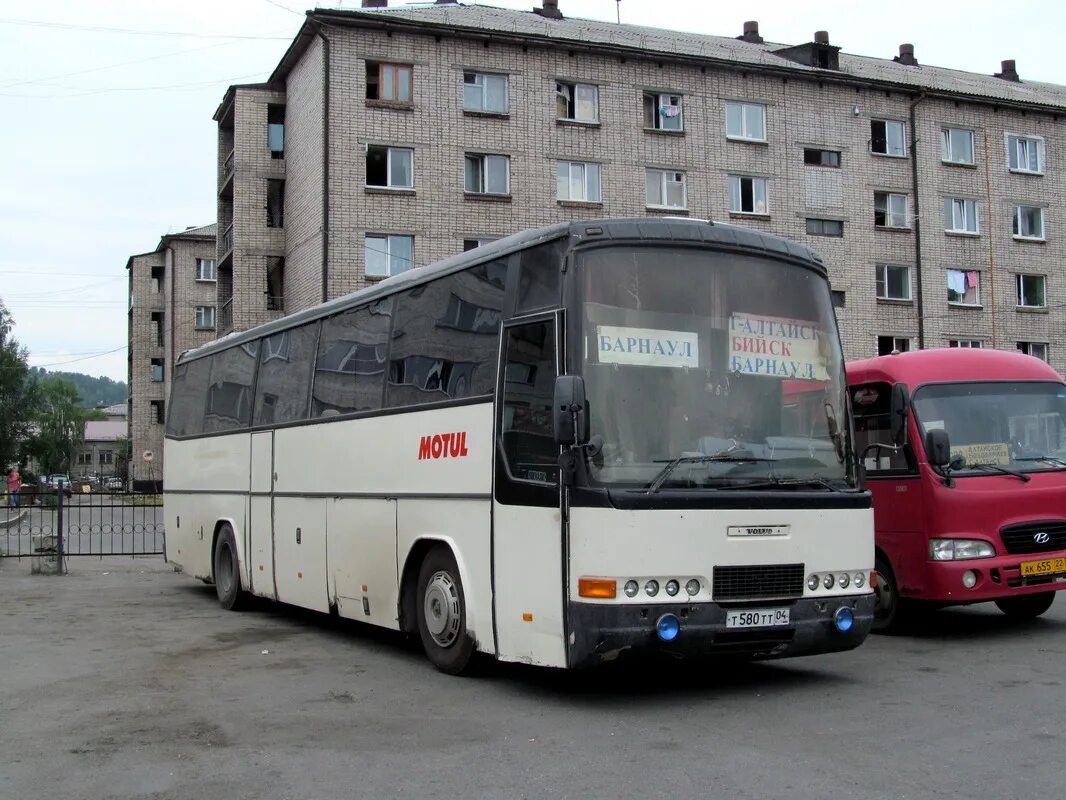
[165,218,875,673]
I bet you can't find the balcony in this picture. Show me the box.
[266,295,284,312]
[219,298,233,335]
[219,223,234,267]
[219,149,235,199]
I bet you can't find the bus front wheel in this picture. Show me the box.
[873,554,900,632]
[995,592,1055,619]
[213,524,247,611]
[416,546,475,675]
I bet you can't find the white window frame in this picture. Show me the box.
[874,192,909,229]
[946,269,981,307]
[1018,342,1049,362]
[365,145,414,190]
[195,305,216,329]
[464,153,511,195]
[1006,133,1045,175]
[195,258,216,282]
[728,175,769,215]
[1012,205,1046,241]
[365,233,414,278]
[941,128,975,165]
[556,161,602,203]
[463,71,508,114]
[949,339,983,349]
[644,92,684,131]
[645,169,687,210]
[875,263,912,302]
[1016,273,1047,309]
[556,81,599,123]
[725,101,766,142]
[944,197,980,234]
[871,119,907,157]
[877,336,912,355]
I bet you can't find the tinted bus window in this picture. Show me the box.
[312,300,392,417]
[254,323,319,426]
[167,357,210,437]
[204,342,259,433]
[517,238,566,311]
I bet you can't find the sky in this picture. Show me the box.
[1,0,1062,382]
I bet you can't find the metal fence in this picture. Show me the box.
[0,485,164,562]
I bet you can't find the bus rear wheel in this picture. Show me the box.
[416,546,475,675]
[213,524,247,611]
[995,592,1055,619]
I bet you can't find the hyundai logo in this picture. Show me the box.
[1034,532,1051,544]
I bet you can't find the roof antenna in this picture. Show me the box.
[616,0,621,23]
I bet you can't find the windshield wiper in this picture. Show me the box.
[716,476,845,492]
[1014,455,1066,468]
[645,454,776,493]
[962,462,1031,483]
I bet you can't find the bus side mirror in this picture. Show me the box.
[926,429,951,468]
[890,382,910,446]
[553,375,589,446]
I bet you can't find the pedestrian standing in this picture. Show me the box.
[7,466,21,508]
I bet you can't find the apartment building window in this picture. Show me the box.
[831,290,846,308]
[266,179,285,228]
[151,265,164,292]
[366,145,414,190]
[464,153,510,195]
[365,234,414,278]
[947,269,980,306]
[1018,342,1049,362]
[875,264,911,301]
[195,258,216,282]
[77,452,92,466]
[871,119,906,157]
[267,104,285,158]
[1016,274,1047,308]
[556,161,601,203]
[1007,134,1044,174]
[643,92,683,131]
[1013,206,1046,240]
[941,127,974,165]
[150,400,165,425]
[556,81,598,123]
[725,101,766,142]
[463,71,508,113]
[949,339,983,349]
[150,358,164,382]
[645,169,687,210]
[463,238,498,252]
[150,311,164,347]
[728,175,768,215]
[943,198,979,234]
[806,218,844,237]
[803,148,841,167]
[195,305,216,329]
[99,450,114,466]
[366,62,412,103]
[874,192,908,228]
[877,336,911,356]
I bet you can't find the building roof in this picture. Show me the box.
[100,403,127,418]
[293,4,1066,111]
[84,420,127,443]
[126,224,216,271]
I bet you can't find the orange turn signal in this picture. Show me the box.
[578,577,617,599]
[869,571,878,588]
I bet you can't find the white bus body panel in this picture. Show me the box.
[249,431,275,598]
[273,497,329,613]
[328,498,399,629]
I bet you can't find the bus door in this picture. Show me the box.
[248,430,276,599]
[492,313,567,667]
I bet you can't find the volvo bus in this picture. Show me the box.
[849,348,1066,629]
[164,218,874,673]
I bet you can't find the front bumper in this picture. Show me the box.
[567,594,875,668]
[913,553,1066,603]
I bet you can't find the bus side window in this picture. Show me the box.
[851,382,914,474]
[203,342,259,433]
[254,322,319,425]
[516,238,566,312]
[312,301,392,417]
[499,321,558,485]
[167,357,210,437]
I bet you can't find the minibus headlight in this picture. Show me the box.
[930,539,995,561]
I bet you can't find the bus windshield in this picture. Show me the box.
[912,381,1066,474]
[578,246,853,491]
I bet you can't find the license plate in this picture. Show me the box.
[1020,557,1066,577]
[725,608,790,629]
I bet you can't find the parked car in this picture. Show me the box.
[46,475,74,497]
[104,477,124,491]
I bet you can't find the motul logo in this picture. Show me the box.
[418,432,470,460]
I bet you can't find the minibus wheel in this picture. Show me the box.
[995,592,1055,619]
[873,555,899,632]
[213,524,247,611]
[416,546,475,675]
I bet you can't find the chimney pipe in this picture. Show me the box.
[894,43,917,66]
[996,59,1020,82]
[535,0,562,19]
[814,30,829,44]
[361,0,387,7]
[738,20,764,44]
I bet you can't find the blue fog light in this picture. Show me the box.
[833,606,855,633]
[656,613,681,642]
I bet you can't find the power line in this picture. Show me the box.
[29,346,127,368]
[3,72,269,99]
[262,0,305,15]
[0,17,293,40]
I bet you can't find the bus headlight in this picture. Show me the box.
[645,580,659,597]
[623,580,639,598]
[685,579,700,596]
[823,574,835,589]
[854,572,865,588]
[838,573,850,589]
[665,579,680,596]
[930,539,995,561]
[808,574,820,591]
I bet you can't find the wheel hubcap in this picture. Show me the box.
[423,571,461,648]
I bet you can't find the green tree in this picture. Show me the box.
[25,377,102,475]
[0,300,33,470]
[113,437,129,482]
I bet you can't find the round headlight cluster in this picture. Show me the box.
[621,577,702,598]
[623,580,640,597]
[645,580,659,596]
[808,571,868,591]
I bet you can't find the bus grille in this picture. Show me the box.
[712,564,805,602]
[999,521,1066,555]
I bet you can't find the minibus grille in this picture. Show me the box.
[999,521,1066,555]
[712,564,805,602]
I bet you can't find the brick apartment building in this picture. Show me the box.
[212,0,1066,369]
[126,224,217,489]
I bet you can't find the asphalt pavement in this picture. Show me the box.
[1,557,1064,799]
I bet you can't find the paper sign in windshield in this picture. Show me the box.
[597,326,699,368]
[952,442,1011,466]
[729,313,828,381]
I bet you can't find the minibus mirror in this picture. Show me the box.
[553,375,589,446]
[925,429,951,468]
[890,383,910,446]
